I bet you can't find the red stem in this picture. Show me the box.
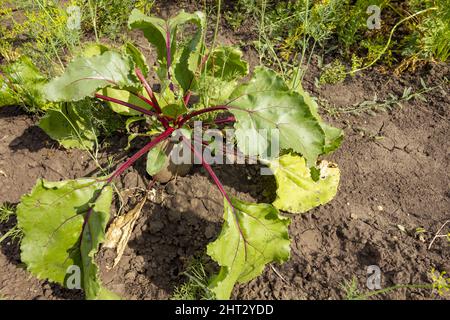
[134,68,171,129]
[181,136,248,258]
[132,91,156,109]
[135,68,162,114]
[178,106,229,127]
[95,93,156,117]
[107,128,175,183]
[183,91,192,106]
[181,136,232,204]
[81,127,174,243]
[165,26,175,92]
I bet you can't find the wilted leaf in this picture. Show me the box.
[104,198,147,268]
[270,154,340,214]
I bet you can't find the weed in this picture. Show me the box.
[319,59,347,85]
[0,0,81,75]
[172,257,215,300]
[0,203,22,245]
[430,268,450,297]
[0,226,22,244]
[341,276,362,300]
[77,0,155,42]
[321,78,449,117]
[403,0,450,62]
[0,203,15,224]
[342,268,450,300]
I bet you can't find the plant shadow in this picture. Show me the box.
[101,199,221,299]
[195,163,278,204]
[8,124,56,152]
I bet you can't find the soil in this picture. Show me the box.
[0,1,449,301]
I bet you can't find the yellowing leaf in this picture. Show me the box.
[270,154,340,214]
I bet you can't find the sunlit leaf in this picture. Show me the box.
[16,178,119,300]
[270,154,340,214]
[129,9,205,87]
[294,84,343,154]
[39,101,98,150]
[229,66,325,165]
[125,42,150,77]
[206,46,249,81]
[207,198,290,299]
[146,145,168,176]
[44,51,137,102]
[101,87,152,116]
[0,56,49,109]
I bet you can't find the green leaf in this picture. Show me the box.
[16,178,118,300]
[128,10,167,64]
[173,12,206,91]
[198,76,237,106]
[321,123,344,154]
[207,198,290,299]
[79,183,119,300]
[229,66,325,165]
[125,42,150,77]
[44,51,137,102]
[0,74,18,107]
[129,9,205,85]
[155,86,187,117]
[161,103,187,118]
[39,102,96,150]
[269,154,340,214]
[0,56,49,109]
[295,84,343,154]
[146,145,168,176]
[206,46,249,81]
[192,46,248,105]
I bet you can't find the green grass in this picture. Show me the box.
[341,268,450,300]
[0,203,22,244]
[0,203,15,224]
[171,257,215,300]
[223,0,448,87]
[78,0,155,42]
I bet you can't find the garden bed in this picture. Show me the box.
[1,59,448,299]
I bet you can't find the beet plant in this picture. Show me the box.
[14,9,343,300]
